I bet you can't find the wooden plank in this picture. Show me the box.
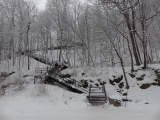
[89,96,106,98]
[90,93,106,96]
[88,85,107,104]
[35,70,46,73]
[35,67,48,74]
[89,99,106,101]
[89,101,106,103]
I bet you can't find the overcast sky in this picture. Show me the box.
[36,0,85,11]
[37,0,47,10]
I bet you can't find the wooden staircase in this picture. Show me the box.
[26,53,55,65]
[47,76,89,93]
[88,85,107,104]
[27,53,88,94]
[45,65,89,94]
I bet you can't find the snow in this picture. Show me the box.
[0,83,159,120]
[109,94,122,100]
[148,63,160,70]
[0,107,159,120]
[0,89,159,120]
[0,56,160,120]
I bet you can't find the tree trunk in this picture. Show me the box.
[126,37,134,72]
[59,29,63,63]
[113,44,129,89]
[142,41,147,69]
[26,22,31,70]
[124,13,141,66]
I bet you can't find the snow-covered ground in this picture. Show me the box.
[0,82,160,120]
[0,56,160,120]
[0,84,159,120]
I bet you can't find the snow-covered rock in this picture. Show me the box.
[108,94,122,107]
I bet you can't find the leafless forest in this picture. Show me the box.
[0,0,160,72]
[1,1,160,118]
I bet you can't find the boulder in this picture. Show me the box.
[154,79,160,86]
[109,75,123,86]
[129,73,135,78]
[154,69,160,74]
[81,80,89,88]
[108,94,122,107]
[109,79,115,86]
[136,74,145,81]
[151,82,159,86]
[113,75,123,83]
[100,81,106,86]
[94,83,99,87]
[119,82,124,88]
[82,73,85,76]
[140,83,151,89]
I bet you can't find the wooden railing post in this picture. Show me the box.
[74,80,76,87]
[88,85,91,103]
[103,85,107,101]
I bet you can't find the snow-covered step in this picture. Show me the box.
[88,86,107,104]
[57,78,89,94]
[47,75,88,94]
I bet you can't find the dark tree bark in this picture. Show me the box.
[123,13,141,66]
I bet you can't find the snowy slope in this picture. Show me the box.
[0,56,160,120]
[0,82,160,120]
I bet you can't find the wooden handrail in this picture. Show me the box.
[45,65,89,93]
[57,77,89,93]
[103,85,107,101]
